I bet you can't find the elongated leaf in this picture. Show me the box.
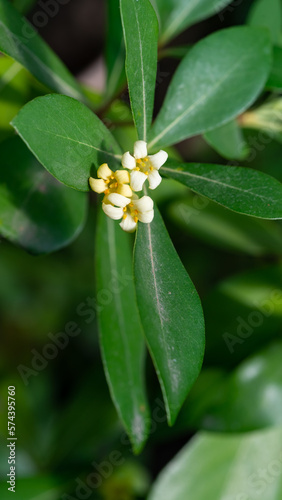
[168,195,282,256]
[0,0,85,101]
[96,210,150,453]
[0,137,87,254]
[196,342,282,432]
[149,27,272,150]
[151,0,233,45]
[266,46,282,90]
[149,427,282,500]
[134,206,205,425]
[11,94,122,191]
[162,161,282,219]
[120,0,158,141]
[204,120,249,161]
[247,0,282,44]
[105,0,126,101]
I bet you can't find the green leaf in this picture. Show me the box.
[0,137,87,254]
[11,94,122,191]
[162,161,282,219]
[204,120,249,161]
[105,0,126,101]
[149,427,282,500]
[168,195,282,256]
[134,206,205,425]
[197,342,282,432]
[120,0,158,141]
[266,46,282,90]
[151,0,233,46]
[0,0,85,101]
[96,210,150,453]
[247,0,282,45]
[148,27,272,150]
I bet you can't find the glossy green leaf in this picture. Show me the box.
[149,27,272,150]
[149,427,282,500]
[134,206,205,425]
[204,265,282,367]
[0,137,87,254]
[204,120,249,160]
[199,342,282,432]
[120,0,158,141]
[105,0,126,101]
[248,0,282,44]
[151,0,233,45]
[162,161,282,219]
[11,94,122,191]
[266,46,282,90]
[168,195,282,256]
[0,0,85,101]
[96,210,150,453]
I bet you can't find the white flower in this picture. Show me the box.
[89,163,132,199]
[102,193,154,233]
[122,140,168,192]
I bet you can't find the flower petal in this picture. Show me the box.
[134,140,147,159]
[120,215,137,233]
[138,209,154,224]
[122,152,136,170]
[114,169,130,184]
[117,184,133,198]
[133,195,154,213]
[148,150,168,170]
[102,203,123,220]
[148,170,162,190]
[97,163,112,179]
[130,170,147,192]
[107,192,131,207]
[89,178,107,193]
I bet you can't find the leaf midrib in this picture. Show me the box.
[149,47,255,149]
[162,166,273,203]
[21,127,122,160]
[146,221,173,417]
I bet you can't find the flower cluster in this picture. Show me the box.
[89,141,168,232]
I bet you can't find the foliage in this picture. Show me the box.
[1,0,282,498]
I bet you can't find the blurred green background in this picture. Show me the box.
[1,0,282,498]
